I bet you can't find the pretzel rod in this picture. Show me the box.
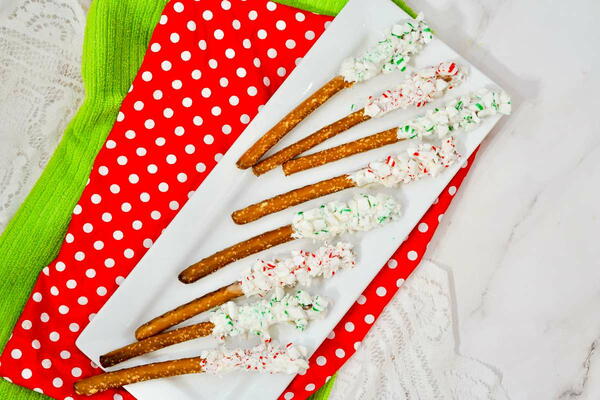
[100,322,214,368]
[75,357,202,395]
[179,225,295,283]
[135,283,243,340]
[232,175,355,224]
[283,128,400,175]
[236,76,353,169]
[251,109,370,175]
[77,343,308,396]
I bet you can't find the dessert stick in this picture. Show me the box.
[235,137,460,224]
[100,290,326,367]
[251,61,463,176]
[137,243,354,339]
[76,343,308,396]
[180,193,401,283]
[283,88,512,175]
[135,283,243,340]
[236,14,433,169]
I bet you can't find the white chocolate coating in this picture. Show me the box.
[349,137,461,187]
[240,242,356,297]
[291,193,402,240]
[339,13,432,82]
[209,288,328,341]
[397,89,512,139]
[364,62,464,117]
[200,343,308,375]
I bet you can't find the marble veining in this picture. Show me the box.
[413,0,600,399]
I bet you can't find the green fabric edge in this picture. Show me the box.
[0,0,414,399]
[0,0,168,399]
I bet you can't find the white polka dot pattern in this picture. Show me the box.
[0,1,333,397]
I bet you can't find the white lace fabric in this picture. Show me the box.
[0,0,90,232]
[330,261,510,400]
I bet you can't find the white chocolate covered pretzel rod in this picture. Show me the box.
[76,343,308,395]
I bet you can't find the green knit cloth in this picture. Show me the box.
[0,1,413,399]
[0,0,168,399]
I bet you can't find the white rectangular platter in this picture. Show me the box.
[76,0,506,399]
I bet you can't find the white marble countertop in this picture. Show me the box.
[416,0,600,398]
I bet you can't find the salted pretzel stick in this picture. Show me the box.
[101,322,214,368]
[283,128,400,175]
[75,357,202,395]
[251,61,463,176]
[101,291,325,367]
[235,138,460,224]
[76,343,308,396]
[237,76,354,169]
[283,88,512,175]
[135,283,243,340]
[179,225,295,283]
[181,193,401,283]
[236,14,433,169]
[252,109,370,175]
[232,175,356,224]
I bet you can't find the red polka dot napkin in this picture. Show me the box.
[0,1,477,399]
